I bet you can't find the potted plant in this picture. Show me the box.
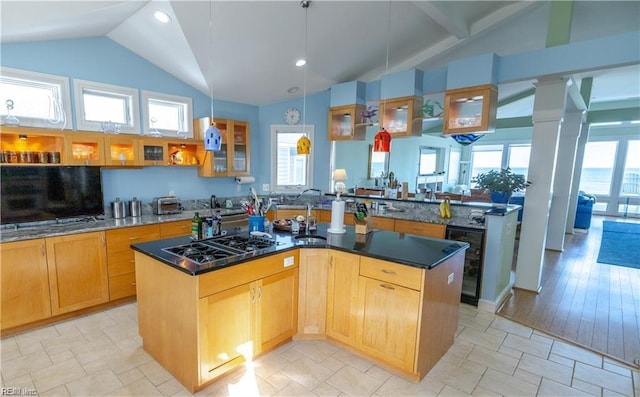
[471,167,529,206]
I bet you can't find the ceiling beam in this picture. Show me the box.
[411,1,469,39]
[379,1,542,80]
[497,88,536,108]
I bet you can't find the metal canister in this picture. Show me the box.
[6,151,17,163]
[129,197,142,217]
[18,151,33,163]
[36,151,49,163]
[0,151,5,163]
[49,151,61,164]
[111,198,128,219]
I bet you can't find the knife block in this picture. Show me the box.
[355,215,373,234]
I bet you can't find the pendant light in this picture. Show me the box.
[296,0,311,155]
[204,0,222,152]
[373,1,392,153]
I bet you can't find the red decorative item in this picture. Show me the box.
[373,128,391,152]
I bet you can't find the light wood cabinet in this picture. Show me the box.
[104,135,141,166]
[443,84,497,135]
[379,96,424,137]
[0,239,51,330]
[0,127,65,165]
[372,216,394,231]
[64,132,106,165]
[137,249,298,392]
[106,224,160,300]
[328,104,366,141]
[140,138,169,166]
[394,219,446,238]
[297,249,329,338]
[317,209,355,226]
[46,231,109,315]
[326,250,360,345]
[160,220,192,238]
[196,117,250,177]
[356,275,420,372]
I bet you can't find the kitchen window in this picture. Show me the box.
[0,67,72,129]
[73,79,140,133]
[141,90,193,138]
[270,125,314,193]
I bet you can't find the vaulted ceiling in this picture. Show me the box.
[1,1,639,112]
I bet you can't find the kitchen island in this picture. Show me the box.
[132,224,468,392]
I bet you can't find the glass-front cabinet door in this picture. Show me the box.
[140,139,168,166]
[65,132,105,165]
[104,135,140,167]
[231,121,249,175]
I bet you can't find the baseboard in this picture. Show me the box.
[477,283,513,313]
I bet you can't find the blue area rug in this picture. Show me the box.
[597,221,640,269]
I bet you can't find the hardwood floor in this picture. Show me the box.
[499,215,640,368]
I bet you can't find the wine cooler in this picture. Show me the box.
[446,226,485,306]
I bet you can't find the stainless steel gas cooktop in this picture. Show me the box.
[162,234,277,266]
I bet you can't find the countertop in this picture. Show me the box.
[131,223,469,276]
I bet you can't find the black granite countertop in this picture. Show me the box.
[131,223,469,276]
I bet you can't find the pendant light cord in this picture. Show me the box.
[302,0,309,129]
[209,0,214,121]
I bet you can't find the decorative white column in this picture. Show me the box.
[546,110,583,251]
[514,79,568,293]
[567,121,591,231]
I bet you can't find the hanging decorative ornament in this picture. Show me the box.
[373,127,391,152]
[205,122,222,151]
[450,134,483,146]
[297,134,310,154]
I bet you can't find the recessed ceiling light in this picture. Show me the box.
[287,86,299,94]
[295,59,306,67]
[153,11,172,24]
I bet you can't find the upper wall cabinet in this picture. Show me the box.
[195,117,250,177]
[65,132,106,166]
[442,84,497,135]
[0,127,65,165]
[379,96,424,137]
[328,105,366,141]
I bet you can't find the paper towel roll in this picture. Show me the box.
[328,200,346,234]
[235,176,256,184]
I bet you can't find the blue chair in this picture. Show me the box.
[509,194,525,222]
[574,192,596,229]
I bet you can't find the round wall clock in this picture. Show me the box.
[284,107,301,125]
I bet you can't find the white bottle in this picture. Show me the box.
[291,218,300,234]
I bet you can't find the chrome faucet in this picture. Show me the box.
[294,188,322,200]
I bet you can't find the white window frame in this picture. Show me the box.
[270,124,314,193]
[141,90,193,138]
[0,67,72,129]
[73,79,140,134]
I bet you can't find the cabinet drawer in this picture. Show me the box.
[107,250,135,276]
[160,220,191,238]
[106,225,160,253]
[360,256,423,290]
[372,216,394,231]
[199,251,298,298]
[109,272,136,300]
[394,220,445,239]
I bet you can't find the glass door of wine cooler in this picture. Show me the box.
[446,226,485,306]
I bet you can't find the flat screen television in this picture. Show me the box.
[1,166,104,225]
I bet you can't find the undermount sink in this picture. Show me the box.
[294,235,327,244]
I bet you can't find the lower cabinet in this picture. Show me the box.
[160,219,192,238]
[326,250,360,345]
[394,219,446,238]
[297,248,329,338]
[46,231,109,315]
[0,239,51,329]
[136,250,299,392]
[356,258,421,372]
[106,224,160,300]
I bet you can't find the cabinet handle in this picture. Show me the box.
[329,257,334,268]
[131,282,136,286]
[258,286,262,302]
[380,284,395,290]
[102,235,106,246]
[40,244,45,256]
[381,269,397,275]
[129,236,140,240]
[251,288,256,303]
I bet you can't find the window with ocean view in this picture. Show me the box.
[579,141,617,195]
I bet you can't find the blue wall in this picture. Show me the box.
[1,37,333,204]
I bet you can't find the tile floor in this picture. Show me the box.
[1,302,638,396]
